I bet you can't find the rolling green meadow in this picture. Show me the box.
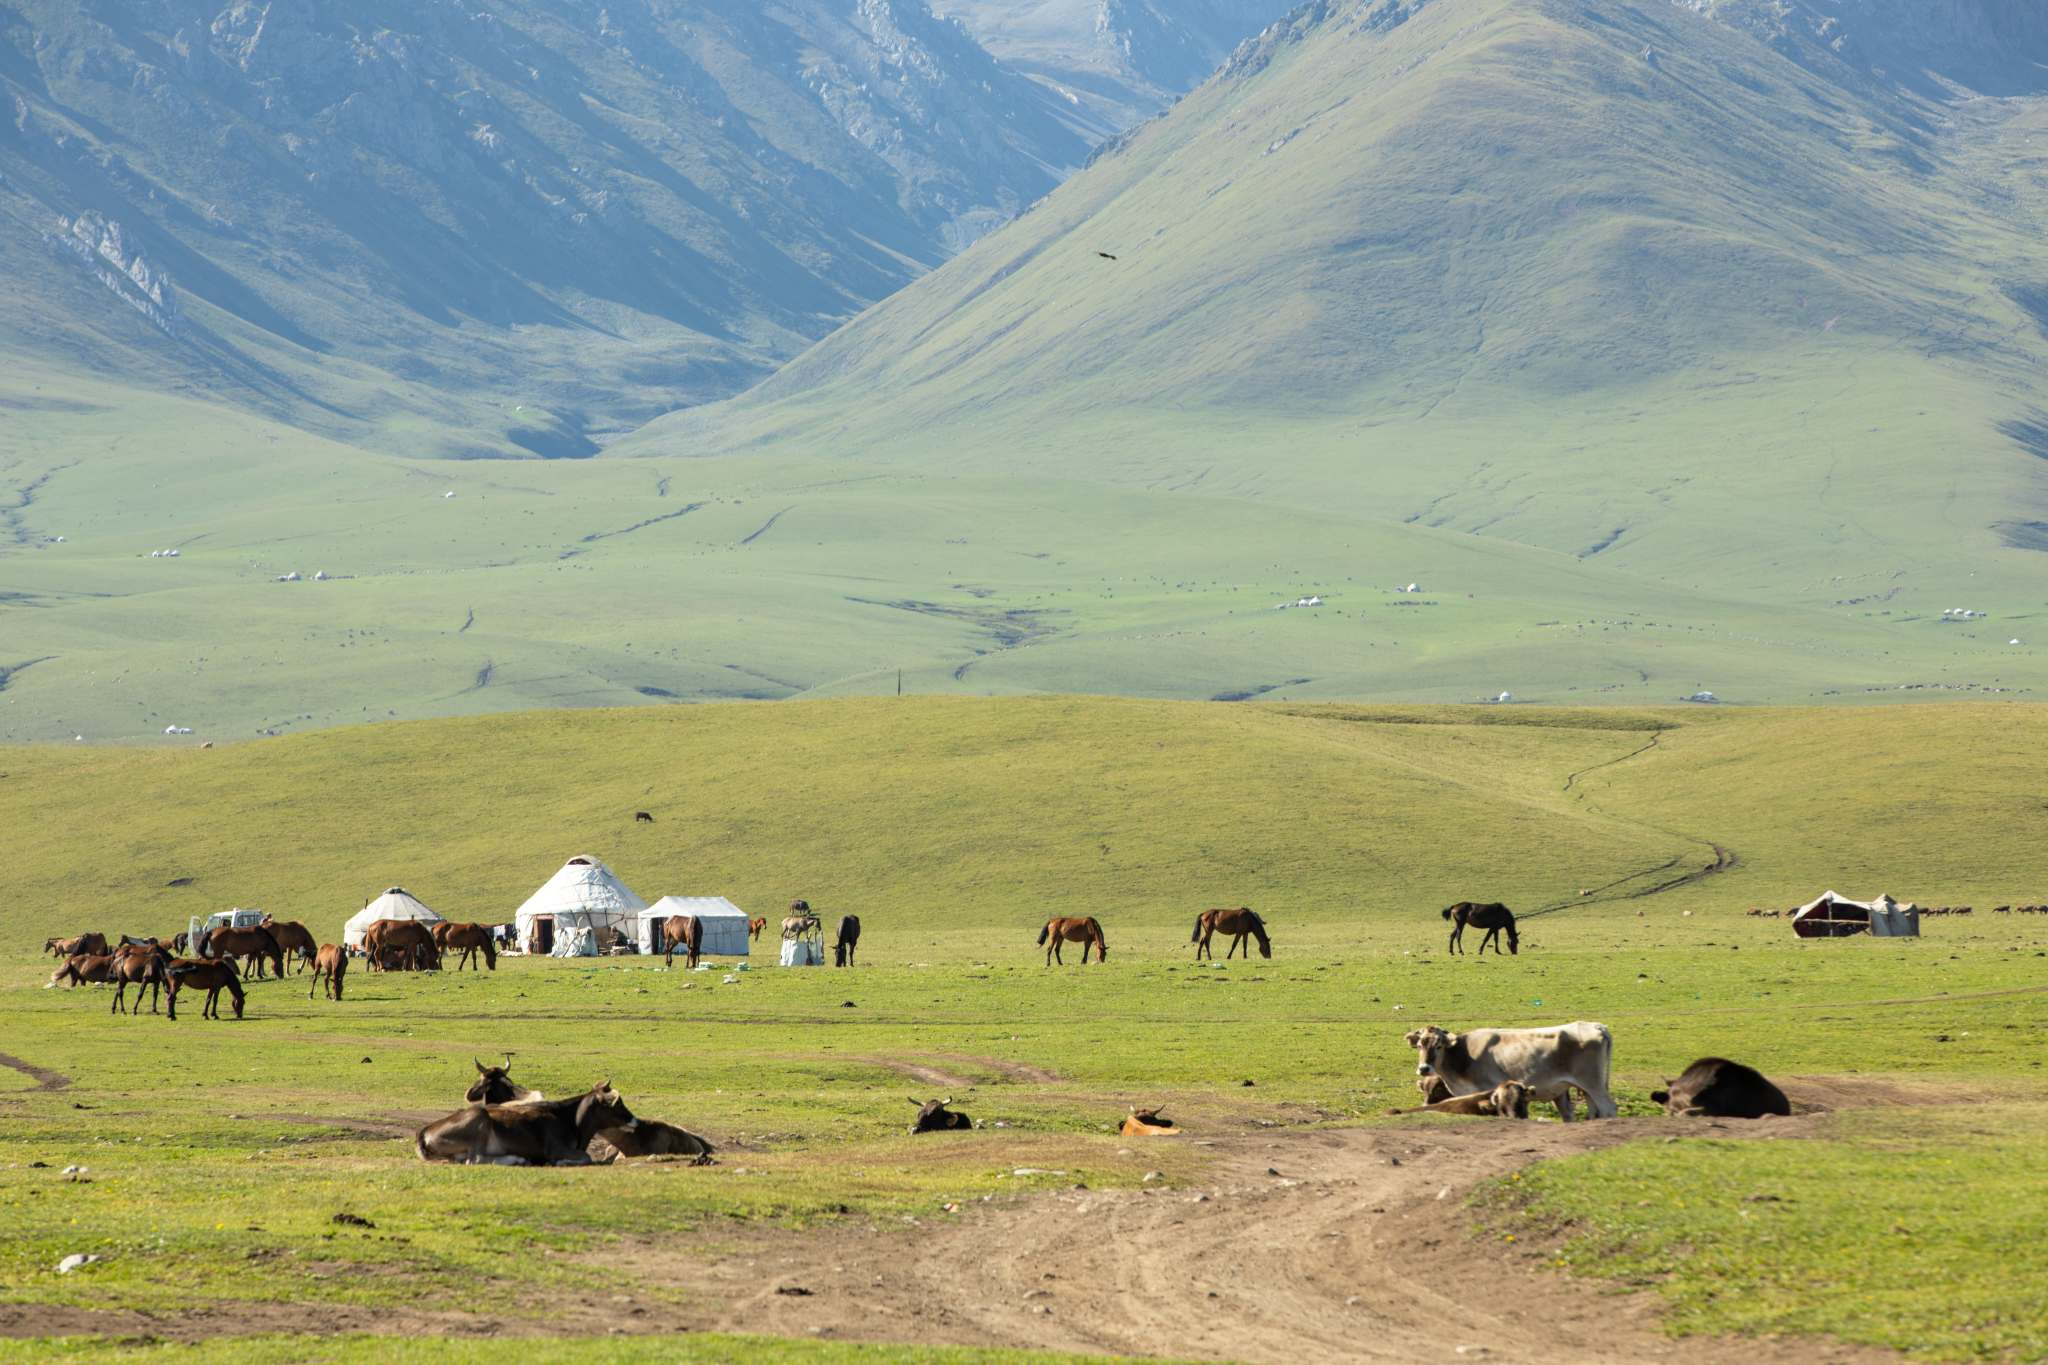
[3,697,2048,1360]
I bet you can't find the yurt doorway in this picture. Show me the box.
[534,916,555,955]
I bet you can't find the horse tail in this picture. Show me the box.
[1441,905,1456,921]
[1036,923,1051,946]
[1191,914,1205,944]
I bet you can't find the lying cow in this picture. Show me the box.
[1406,1022,1618,1121]
[1386,1080,1531,1119]
[465,1059,545,1106]
[1650,1057,1791,1119]
[414,1083,636,1165]
[909,1097,971,1133]
[590,1119,715,1162]
[1120,1107,1176,1137]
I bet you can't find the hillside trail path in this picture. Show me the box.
[5,1106,1906,1362]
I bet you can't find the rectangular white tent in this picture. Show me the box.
[1790,891,1919,938]
[638,897,751,957]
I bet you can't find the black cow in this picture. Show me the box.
[908,1097,971,1133]
[414,1083,636,1165]
[1650,1057,1791,1119]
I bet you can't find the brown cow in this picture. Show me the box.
[590,1119,714,1162]
[1406,1022,1618,1121]
[260,919,318,973]
[908,1097,972,1133]
[46,933,108,960]
[1650,1058,1791,1119]
[165,958,245,1021]
[414,1084,636,1165]
[309,944,348,1001]
[1120,1107,1175,1137]
[1385,1080,1532,1119]
[365,919,440,972]
[466,1059,544,1106]
[440,923,496,972]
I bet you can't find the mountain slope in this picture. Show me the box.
[0,0,1105,454]
[623,0,2048,600]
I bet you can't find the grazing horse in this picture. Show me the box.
[109,945,171,1015]
[1038,917,1107,965]
[440,923,497,972]
[1191,907,1271,960]
[165,959,245,1020]
[46,932,108,960]
[309,944,348,1001]
[259,919,317,973]
[467,1059,544,1106]
[198,925,285,979]
[834,915,861,967]
[661,915,703,969]
[1443,902,1519,955]
[48,953,116,988]
[748,917,767,942]
[171,931,190,955]
[364,919,439,972]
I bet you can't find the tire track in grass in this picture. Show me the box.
[0,1051,70,1090]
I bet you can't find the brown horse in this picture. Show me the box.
[365,919,440,971]
[440,923,497,971]
[165,958,245,1020]
[46,932,108,960]
[748,917,767,942]
[1191,907,1271,960]
[48,953,116,988]
[260,919,317,973]
[1038,917,1107,965]
[833,915,861,967]
[1443,902,1519,955]
[198,925,285,979]
[661,915,703,969]
[109,945,171,1015]
[309,944,348,1001]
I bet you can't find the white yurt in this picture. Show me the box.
[638,897,751,958]
[343,887,446,949]
[514,856,646,956]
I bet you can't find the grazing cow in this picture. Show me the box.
[909,1097,972,1134]
[748,917,766,942]
[1385,1081,1531,1119]
[48,953,116,988]
[466,1059,544,1106]
[365,919,440,972]
[1649,1058,1791,1120]
[1442,902,1519,955]
[309,944,348,1001]
[1120,1107,1176,1137]
[165,958,245,1020]
[834,915,861,967]
[413,1083,637,1166]
[197,925,284,980]
[1405,1022,1618,1121]
[259,919,318,973]
[661,915,703,969]
[635,811,654,823]
[590,1118,714,1161]
[46,933,108,960]
[440,923,496,972]
[109,945,171,1015]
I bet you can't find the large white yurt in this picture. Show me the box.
[638,897,751,958]
[515,856,646,956]
[343,887,446,949]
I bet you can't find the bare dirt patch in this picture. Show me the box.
[853,1054,1060,1089]
[3,1118,1906,1361]
[0,1051,70,1091]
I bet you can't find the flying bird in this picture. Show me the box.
[1097,251,1117,260]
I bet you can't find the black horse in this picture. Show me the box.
[833,915,861,967]
[1443,902,1519,955]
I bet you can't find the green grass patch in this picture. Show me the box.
[1478,1104,2048,1361]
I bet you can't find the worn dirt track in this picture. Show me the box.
[3,1114,1904,1362]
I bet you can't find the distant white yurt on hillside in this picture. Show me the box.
[638,897,751,957]
[515,856,646,955]
[343,887,446,949]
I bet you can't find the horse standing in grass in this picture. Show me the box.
[364,919,439,972]
[165,959,245,1020]
[309,944,348,1001]
[833,915,861,967]
[748,918,767,942]
[46,932,107,960]
[1191,907,1271,960]
[440,923,497,971]
[48,954,116,988]
[260,919,317,973]
[661,915,703,969]
[198,925,285,979]
[1442,902,1519,955]
[109,945,171,1015]
[1038,917,1107,965]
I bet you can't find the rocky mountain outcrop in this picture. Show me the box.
[1671,0,2048,98]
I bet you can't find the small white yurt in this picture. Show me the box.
[514,856,646,956]
[638,897,751,957]
[343,887,445,949]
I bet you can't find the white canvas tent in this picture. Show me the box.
[514,856,646,955]
[638,897,751,957]
[343,887,445,949]
[1790,891,1919,939]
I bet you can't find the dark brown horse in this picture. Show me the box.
[109,945,171,1015]
[197,925,285,979]
[309,944,348,1001]
[440,923,497,972]
[365,919,440,971]
[661,915,703,969]
[1443,902,1519,955]
[46,932,107,960]
[833,915,861,967]
[165,958,245,1020]
[48,953,116,988]
[260,919,318,973]
[1038,917,1107,965]
[1192,907,1271,960]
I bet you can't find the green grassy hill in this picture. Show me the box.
[4,696,2043,951]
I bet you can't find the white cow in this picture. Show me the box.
[1404,1021,1618,1121]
